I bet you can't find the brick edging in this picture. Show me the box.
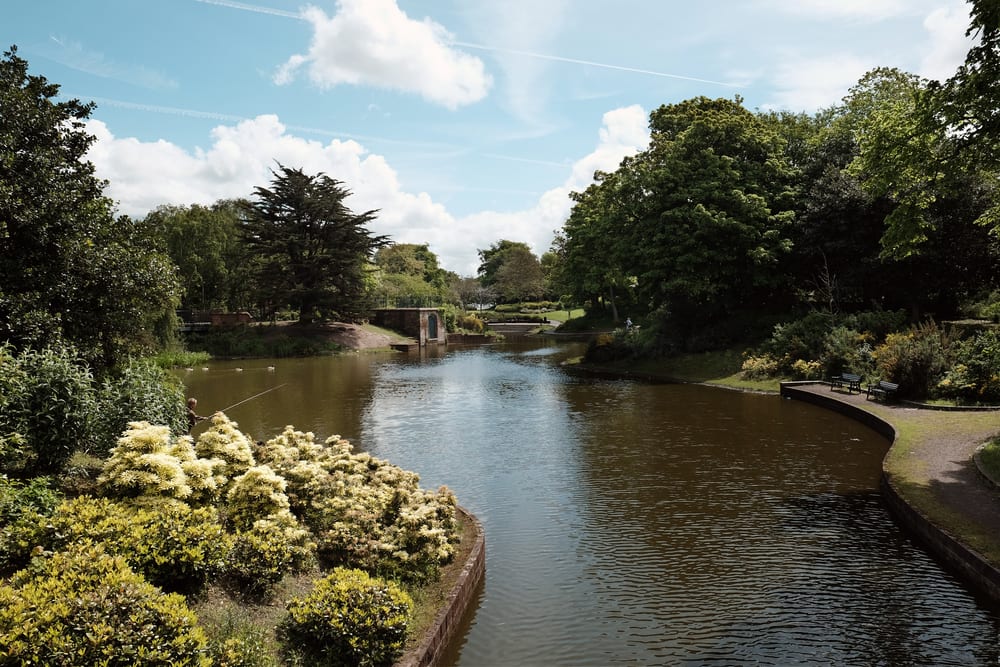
[395,505,486,667]
[780,381,1000,604]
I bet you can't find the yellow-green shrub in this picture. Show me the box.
[195,413,257,491]
[224,510,316,599]
[98,421,225,504]
[278,567,413,667]
[3,496,229,594]
[0,543,210,666]
[225,465,291,531]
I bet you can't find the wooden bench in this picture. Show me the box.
[867,380,899,402]
[829,372,862,394]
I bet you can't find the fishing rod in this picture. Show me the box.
[215,383,287,414]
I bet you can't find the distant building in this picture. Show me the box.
[373,308,446,346]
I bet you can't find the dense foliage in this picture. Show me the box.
[240,165,389,323]
[0,412,462,663]
[278,567,413,667]
[0,544,210,666]
[0,46,180,370]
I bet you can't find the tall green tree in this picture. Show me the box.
[240,165,388,323]
[494,244,545,303]
[0,46,179,369]
[476,240,532,289]
[372,243,453,307]
[621,97,797,339]
[929,0,1000,234]
[147,200,257,314]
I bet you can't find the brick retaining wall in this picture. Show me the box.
[396,506,486,667]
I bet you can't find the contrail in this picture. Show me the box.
[452,41,740,87]
[192,0,302,19]
[190,0,739,87]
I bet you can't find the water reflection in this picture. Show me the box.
[179,339,1000,666]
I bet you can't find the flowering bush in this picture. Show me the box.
[258,427,459,583]
[97,421,225,504]
[225,465,292,531]
[741,353,780,379]
[0,543,210,666]
[194,413,257,492]
[278,567,412,667]
[936,329,1000,404]
[873,321,952,398]
[790,358,823,380]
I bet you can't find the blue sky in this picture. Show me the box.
[3,0,977,275]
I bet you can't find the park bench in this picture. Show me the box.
[867,380,899,402]
[829,372,863,394]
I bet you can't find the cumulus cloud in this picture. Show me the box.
[919,0,976,81]
[443,105,650,275]
[274,0,492,109]
[766,53,876,111]
[85,106,648,277]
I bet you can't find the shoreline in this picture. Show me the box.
[779,381,1000,604]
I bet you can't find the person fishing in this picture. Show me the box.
[186,397,207,433]
[187,383,288,434]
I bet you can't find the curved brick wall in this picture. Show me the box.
[396,505,486,667]
[781,381,1000,604]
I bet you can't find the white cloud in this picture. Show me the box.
[920,1,975,81]
[85,106,648,277]
[274,0,492,109]
[454,0,569,122]
[766,53,876,111]
[444,105,650,275]
[761,0,909,20]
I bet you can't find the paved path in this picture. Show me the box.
[792,383,1000,568]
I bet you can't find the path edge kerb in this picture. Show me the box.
[395,505,486,667]
[780,381,1000,604]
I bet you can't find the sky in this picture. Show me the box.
[3,0,979,276]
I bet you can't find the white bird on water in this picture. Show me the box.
[235,367,243,372]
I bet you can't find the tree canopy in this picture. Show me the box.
[0,46,179,369]
[240,165,388,323]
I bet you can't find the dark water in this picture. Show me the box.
[179,338,1000,666]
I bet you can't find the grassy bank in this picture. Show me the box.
[583,348,781,393]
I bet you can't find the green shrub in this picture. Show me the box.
[0,344,96,477]
[873,321,952,399]
[278,567,413,667]
[936,329,1000,404]
[0,543,210,666]
[0,477,63,576]
[224,511,316,600]
[763,311,833,367]
[204,609,276,667]
[91,359,188,456]
[842,309,909,341]
[124,502,231,594]
[820,326,873,377]
[0,476,61,526]
[3,496,229,594]
[457,313,486,332]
